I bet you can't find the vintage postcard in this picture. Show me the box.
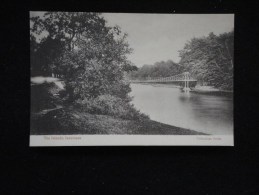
[30,12,234,146]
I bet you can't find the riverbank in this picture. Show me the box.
[191,86,233,96]
[30,107,206,135]
[30,78,210,136]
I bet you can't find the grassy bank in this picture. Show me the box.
[31,107,206,135]
[30,81,206,135]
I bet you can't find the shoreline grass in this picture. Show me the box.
[31,107,206,135]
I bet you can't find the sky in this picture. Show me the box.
[102,13,234,67]
[30,12,234,67]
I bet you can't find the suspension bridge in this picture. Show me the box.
[130,72,197,92]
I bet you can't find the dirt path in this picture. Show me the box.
[36,105,63,115]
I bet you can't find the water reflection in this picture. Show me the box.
[130,84,233,135]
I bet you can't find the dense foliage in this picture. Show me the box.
[30,12,144,122]
[179,31,233,90]
[30,12,137,102]
[75,95,148,121]
[128,31,233,90]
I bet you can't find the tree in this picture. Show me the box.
[30,12,136,101]
[178,31,233,90]
[30,36,65,76]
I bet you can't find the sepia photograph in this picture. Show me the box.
[30,12,234,146]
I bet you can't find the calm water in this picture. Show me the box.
[130,84,233,135]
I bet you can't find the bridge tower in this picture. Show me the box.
[183,72,191,92]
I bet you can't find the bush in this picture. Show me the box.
[76,95,149,121]
[31,83,59,112]
[108,80,132,101]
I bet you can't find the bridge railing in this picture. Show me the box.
[132,72,197,83]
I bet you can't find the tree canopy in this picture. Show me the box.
[129,31,233,90]
[30,12,137,101]
[179,31,233,90]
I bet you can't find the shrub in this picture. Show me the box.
[31,81,65,112]
[76,95,149,121]
[108,80,132,101]
[31,83,58,112]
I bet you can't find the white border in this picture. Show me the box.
[30,135,234,146]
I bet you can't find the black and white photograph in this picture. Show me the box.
[30,12,234,146]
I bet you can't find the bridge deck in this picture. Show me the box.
[131,79,197,82]
[130,72,197,83]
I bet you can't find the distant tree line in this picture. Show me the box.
[129,31,233,90]
[128,60,183,80]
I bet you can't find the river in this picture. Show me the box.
[130,84,233,135]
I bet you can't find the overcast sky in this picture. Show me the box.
[102,13,234,67]
[31,12,234,67]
